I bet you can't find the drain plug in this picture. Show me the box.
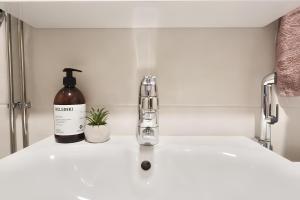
[141,160,151,171]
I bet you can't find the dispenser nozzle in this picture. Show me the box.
[63,68,82,87]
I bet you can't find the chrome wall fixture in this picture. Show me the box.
[5,12,17,153]
[1,9,31,153]
[257,73,279,150]
[17,19,31,148]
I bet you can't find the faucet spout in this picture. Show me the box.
[137,75,159,146]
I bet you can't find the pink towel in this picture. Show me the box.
[276,7,300,96]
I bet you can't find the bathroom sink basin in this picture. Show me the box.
[0,136,299,200]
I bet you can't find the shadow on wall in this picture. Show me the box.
[278,96,300,161]
[282,107,300,161]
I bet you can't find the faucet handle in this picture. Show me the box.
[140,76,158,97]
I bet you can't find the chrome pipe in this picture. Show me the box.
[6,13,17,153]
[18,20,30,148]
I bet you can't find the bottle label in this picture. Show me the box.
[54,104,86,136]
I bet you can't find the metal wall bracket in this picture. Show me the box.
[15,102,32,109]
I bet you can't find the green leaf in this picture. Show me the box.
[86,107,109,126]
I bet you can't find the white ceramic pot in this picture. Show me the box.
[84,125,110,143]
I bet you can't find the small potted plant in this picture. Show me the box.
[85,107,110,143]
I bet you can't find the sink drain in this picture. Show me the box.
[141,160,151,171]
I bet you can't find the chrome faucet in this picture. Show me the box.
[137,75,159,146]
[257,72,279,150]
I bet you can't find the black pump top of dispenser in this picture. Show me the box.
[63,68,82,87]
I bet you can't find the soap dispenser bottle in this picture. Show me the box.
[54,68,86,143]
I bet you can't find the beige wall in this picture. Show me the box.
[273,96,300,161]
[26,24,300,157]
[27,26,276,107]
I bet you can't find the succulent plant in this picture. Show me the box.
[86,107,109,126]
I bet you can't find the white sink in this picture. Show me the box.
[0,136,299,200]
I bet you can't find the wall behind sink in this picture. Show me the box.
[3,22,295,160]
